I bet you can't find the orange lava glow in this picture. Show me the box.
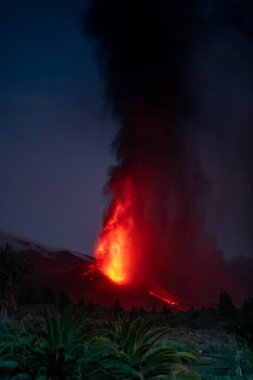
[149,290,186,311]
[95,179,134,285]
[94,176,186,310]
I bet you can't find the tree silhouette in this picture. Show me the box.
[218,292,237,320]
[0,244,31,315]
[43,285,56,305]
[58,291,72,312]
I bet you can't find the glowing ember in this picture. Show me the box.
[95,178,134,285]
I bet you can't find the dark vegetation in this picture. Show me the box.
[0,245,253,379]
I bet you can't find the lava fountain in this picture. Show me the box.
[95,172,184,309]
[95,176,135,285]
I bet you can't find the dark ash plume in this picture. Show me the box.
[84,0,246,304]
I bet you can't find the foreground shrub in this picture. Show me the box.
[195,337,253,379]
[239,297,253,347]
[0,307,200,379]
[104,315,200,379]
[0,306,90,378]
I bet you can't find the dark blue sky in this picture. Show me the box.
[1,0,253,260]
[0,0,117,253]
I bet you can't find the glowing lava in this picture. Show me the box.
[149,290,187,311]
[95,178,134,285]
[149,290,178,307]
[94,175,186,310]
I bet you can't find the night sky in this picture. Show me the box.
[0,0,117,254]
[1,0,253,260]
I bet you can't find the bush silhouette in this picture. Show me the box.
[0,244,31,315]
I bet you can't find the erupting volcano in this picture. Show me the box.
[95,173,184,308]
[86,0,245,308]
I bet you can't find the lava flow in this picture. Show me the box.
[149,290,186,311]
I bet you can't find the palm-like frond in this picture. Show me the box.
[79,336,142,379]
[104,316,200,379]
[41,306,90,359]
[0,306,91,378]
[0,312,201,379]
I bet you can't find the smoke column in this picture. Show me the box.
[85,0,245,305]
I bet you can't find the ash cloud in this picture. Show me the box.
[188,0,253,262]
[85,0,253,303]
